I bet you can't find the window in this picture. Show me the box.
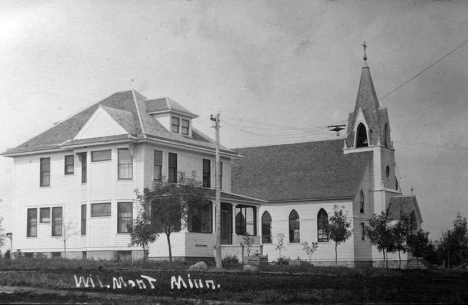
[235,206,256,235]
[64,155,74,175]
[40,208,50,223]
[261,211,272,243]
[52,207,62,237]
[81,204,86,235]
[181,119,189,135]
[40,158,50,187]
[118,148,133,179]
[386,166,390,178]
[317,208,329,242]
[91,203,111,217]
[289,210,300,243]
[27,208,37,237]
[356,123,368,148]
[91,150,111,162]
[154,150,163,180]
[171,117,180,133]
[361,223,365,241]
[360,191,365,213]
[168,153,177,183]
[118,202,133,233]
[220,162,223,190]
[203,159,211,188]
[80,153,87,183]
[188,201,212,233]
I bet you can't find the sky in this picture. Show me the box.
[0,0,467,242]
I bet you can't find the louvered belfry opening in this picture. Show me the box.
[356,123,368,147]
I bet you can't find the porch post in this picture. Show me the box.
[232,204,237,244]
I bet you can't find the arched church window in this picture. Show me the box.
[317,209,329,242]
[289,210,300,243]
[262,211,272,244]
[356,123,368,147]
[360,191,365,213]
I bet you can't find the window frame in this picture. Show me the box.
[289,209,300,243]
[91,149,111,162]
[64,155,74,175]
[360,191,365,213]
[203,159,211,188]
[261,211,272,244]
[27,208,37,237]
[80,153,87,184]
[52,207,62,237]
[181,119,189,135]
[171,117,180,133]
[356,123,369,148]
[168,152,178,183]
[118,148,133,180]
[188,201,212,233]
[117,202,133,233]
[91,203,111,217]
[154,150,163,181]
[361,222,365,241]
[81,204,86,235]
[235,205,256,236]
[317,208,329,242]
[40,207,50,223]
[40,157,50,187]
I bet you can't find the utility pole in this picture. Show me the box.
[210,113,222,269]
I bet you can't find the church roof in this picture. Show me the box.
[232,139,373,202]
[3,90,234,156]
[388,195,423,224]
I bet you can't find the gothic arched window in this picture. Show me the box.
[289,210,300,243]
[360,191,365,213]
[356,123,368,147]
[317,209,329,242]
[262,211,272,244]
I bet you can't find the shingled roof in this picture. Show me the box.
[388,195,423,224]
[3,90,235,156]
[231,139,372,202]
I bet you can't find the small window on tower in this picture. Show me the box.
[386,166,390,178]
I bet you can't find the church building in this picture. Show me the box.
[2,48,421,265]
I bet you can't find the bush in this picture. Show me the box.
[276,256,289,265]
[222,255,240,265]
[4,250,11,259]
[13,249,23,259]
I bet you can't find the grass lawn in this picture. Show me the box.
[0,258,467,304]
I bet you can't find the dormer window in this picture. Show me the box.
[181,119,189,135]
[356,123,368,148]
[171,117,180,133]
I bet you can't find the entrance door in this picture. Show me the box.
[221,203,232,244]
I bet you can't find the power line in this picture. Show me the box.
[380,37,468,102]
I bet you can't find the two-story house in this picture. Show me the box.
[2,90,263,260]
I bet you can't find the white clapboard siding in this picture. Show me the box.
[184,233,215,257]
[89,216,113,247]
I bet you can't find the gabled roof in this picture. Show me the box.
[231,139,372,202]
[146,97,198,118]
[3,90,236,156]
[388,195,423,224]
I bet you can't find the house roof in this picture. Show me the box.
[203,189,265,204]
[388,195,423,224]
[231,139,372,202]
[3,90,236,156]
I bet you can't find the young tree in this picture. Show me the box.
[389,211,416,269]
[127,194,159,261]
[365,210,394,268]
[0,217,6,248]
[406,229,430,268]
[136,172,209,262]
[301,241,318,262]
[274,233,287,262]
[55,216,80,259]
[324,205,353,266]
[437,213,468,270]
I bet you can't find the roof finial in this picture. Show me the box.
[363,41,367,60]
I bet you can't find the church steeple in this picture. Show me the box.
[346,43,390,149]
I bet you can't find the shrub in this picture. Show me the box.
[13,249,23,259]
[223,255,240,265]
[4,250,11,259]
[276,256,289,265]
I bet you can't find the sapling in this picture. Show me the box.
[274,233,287,263]
[301,241,318,262]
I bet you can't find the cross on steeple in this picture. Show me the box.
[363,41,367,60]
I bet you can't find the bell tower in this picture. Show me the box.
[344,43,401,213]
